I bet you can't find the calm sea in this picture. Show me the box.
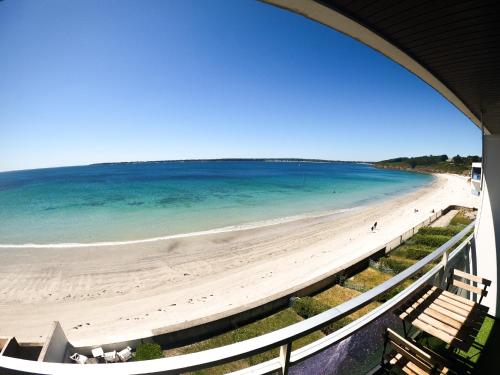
[0,161,433,244]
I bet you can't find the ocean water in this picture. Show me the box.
[0,161,433,244]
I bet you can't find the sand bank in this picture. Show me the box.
[0,174,477,345]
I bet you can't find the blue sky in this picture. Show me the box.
[0,0,481,172]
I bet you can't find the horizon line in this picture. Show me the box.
[0,157,375,174]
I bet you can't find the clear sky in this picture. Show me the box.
[0,0,481,172]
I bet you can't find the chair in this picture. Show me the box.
[91,347,104,359]
[117,346,132,362]
[446,269,491,304]
[381,328,453,374]
[69,353,88,365]
[104,350,118,363]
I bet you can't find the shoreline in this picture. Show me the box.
[0,174,478,345]
[0,207,358,248]
[0,175,432,248]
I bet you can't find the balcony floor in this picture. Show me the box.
[417,315,499,374]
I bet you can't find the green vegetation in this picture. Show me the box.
[314,285,381,320]
[419,316,498,373]
[171,308,324,374]
[291,296,330,319]
[343,267,392,291]
[390,243,435,260]
[409,233,451,248]
[450,211,472,226]
[417,226,463,237]
[134,342,163,361]
[374,154,481,175]
[378,256,417,274]
[290,295,354,335]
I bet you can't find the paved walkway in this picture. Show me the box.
[431,209,459,227]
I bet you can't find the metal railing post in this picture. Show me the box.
[440,249,449,288]
[279,342,292,374]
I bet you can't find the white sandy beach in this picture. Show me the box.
[0,174,478,346]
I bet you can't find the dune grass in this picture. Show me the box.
[170,308,324,374]
[408,233,452,248]
[344,267,392,291]
[417,226,463,237]
[450,210,473,226]
[378,256,417,274]
[315,284,381,320]
[390,243,435,260]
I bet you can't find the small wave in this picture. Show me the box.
[0,207,358,249]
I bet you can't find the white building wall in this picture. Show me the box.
[474,134,500,317]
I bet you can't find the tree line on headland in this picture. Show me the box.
[374,154,481,175]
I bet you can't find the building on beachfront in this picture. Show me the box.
[1,1,499,374]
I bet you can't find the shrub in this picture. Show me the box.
[410,234,451,248]
[379,284,406,302]
[291,296,330,319]
[322,317,353,335]
[343,268,392,292]
[378,256,416,274]
[418,226,462,237]
[450,211,472,226]
[134,342,163,361]
[291,297,346,335]
[391,244,434,260]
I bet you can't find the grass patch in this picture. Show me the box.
[291,295,355,335]
[417,226,463,237]
[450,211,473,226]
[378,256,417,274]
[377,279,415,302]
[344,267,392,291]
[409,234,451,248]
[457,316,495,365]
[291,296,330,319]
[315,285,381,320]
[343,264,416,302]
[134,342,163,361]
[391,243,435,260]
[172,308,324,373]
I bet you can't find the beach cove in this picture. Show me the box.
[0,173,477,345]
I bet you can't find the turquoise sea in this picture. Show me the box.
[0,161,433,244]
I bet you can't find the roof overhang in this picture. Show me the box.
[264,0,500,135]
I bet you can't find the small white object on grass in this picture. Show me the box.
[91,347,104,358]
[104,350,118,363]
[70,353,88,364]
[117,346,132,362]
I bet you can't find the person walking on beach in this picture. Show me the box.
[373,221,378,230]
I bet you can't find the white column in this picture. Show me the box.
[474,134,500,317]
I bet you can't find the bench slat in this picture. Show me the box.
[453,269,491,286]
[433,298,470,317]
[453,279,488,297]
[426,304,466,325]
[436,288,475,307]
[423,307,463,330]
[418,313,458,337]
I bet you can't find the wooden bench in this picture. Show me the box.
[397,270,491,351]
[382,328,453,374]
